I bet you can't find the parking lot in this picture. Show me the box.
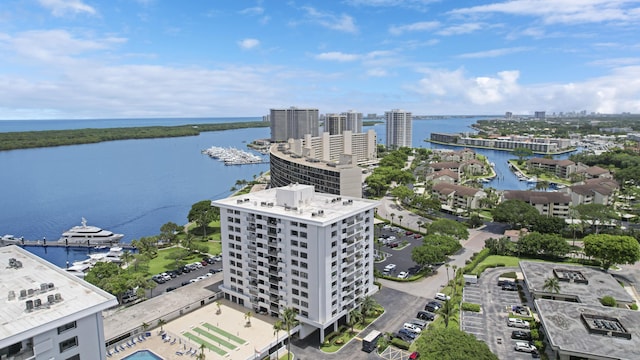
[143,257,223,299]
[375,225,425,279]
[461,267,538,360]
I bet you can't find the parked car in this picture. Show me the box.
[398,328,416,340]
[397,271,409,279]
[200,260,208,266]
[405,231,414,236]
[498,279,516,286]
[204,257,216,264]
[152,275,166,284]
[424,304,438,313]
[435,292,451,301]
[384,263,397,272]
[121,293,137,303]
[413,233,422,239]
[209,268,223,274]
[508,318,530,329]
[511,330,532,340]
[416,311,435,321]
[388,241,400,248]
[408,318,428,329]
[514,342,537,353]
[165,287,177,292]
[181,280,191,286]
[502,283,518,291]
[409,352,420,359]
[403,323,422,334]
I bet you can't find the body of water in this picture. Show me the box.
[0,116,569,266]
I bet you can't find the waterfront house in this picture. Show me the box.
[432,183,487,213]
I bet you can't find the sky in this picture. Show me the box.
[1,0,639,119]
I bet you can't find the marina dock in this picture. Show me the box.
[1,237,136,250]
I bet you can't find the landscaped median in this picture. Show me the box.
[320,303,384,353]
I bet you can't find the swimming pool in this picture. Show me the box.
[122,350,164,360]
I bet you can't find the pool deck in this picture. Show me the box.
[107,300,284,360]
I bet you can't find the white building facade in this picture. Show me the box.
[212,184,379,342]
[270,107,320,142]
[0,246,117,360]
[385,109,412,149]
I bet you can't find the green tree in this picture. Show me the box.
[282,307,299,359]
[573,203,619,234]
[244,311,252,326]
[492,200,539,229]
[157,318,166,333]
[517,232,570,258]
[484,237,514,256]
[428,219,469,241]
[359,296,377,322]
[348,309,363,335]
[196,343,206,360]
[442,299,454,328]
[513,147,533,163]
[391,185,414,205]
[583,234,640,270]
[188,200,219,238]
[543,277,561,294]
[530,215,566,234]
[159,221,181,245]
[415,327,498,360]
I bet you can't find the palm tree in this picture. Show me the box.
[244,311,252,326]
[416,220,423,233]
[273,320,284,347]
[398,215,403,226]
[196,343,206,360]
[215,301,221,314]
[157,318,166,334]
[282,307,299,360]
[359,296,377,323]
[390,213,395,226]
[442,299,454,328]
[543,277,561,294]
[348,309,363,335]
[120,250,134,270]
[452,265,459,297]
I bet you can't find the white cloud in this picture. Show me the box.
[367,68,388,77]
[437,23,484,36]
[411,66,640,114]
[38,0,96,17]
[457,47,531,59]
[389,21,440,36]
[239,6,264,16]
[301,6,358,33]
[238,38,260,50]
[0,30,125,65]
[315,52,359,62]
[450,0,640,25]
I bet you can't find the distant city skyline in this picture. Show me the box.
[1,1,639,120]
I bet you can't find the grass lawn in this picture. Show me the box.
[146,247,210,274]
[472,255,521,275]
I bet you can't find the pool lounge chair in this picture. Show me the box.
[164,335,172,343]
[119,345,125,351]
[175,350,184,356]
[170,338,177,345]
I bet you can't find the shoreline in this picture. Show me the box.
[425,139,577,155]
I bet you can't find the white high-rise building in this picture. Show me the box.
[343,110,363,133]
[385,109,412,149]
[0,246,117,360]
[212,184,379,342]
[325,111,363,135]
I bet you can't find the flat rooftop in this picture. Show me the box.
[0,245,117,347]
[103,275,223,341]
[520,261,633,305]
[536,299,640,360]
[212,184,379,226]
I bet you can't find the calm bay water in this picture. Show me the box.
[0,116,569,266]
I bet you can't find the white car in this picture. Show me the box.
[403,323,422,334]
[397,271,409,279]
[514,342,537,353]
[508,318,530,329]
[384,263,397,272]
[435,292,451,301]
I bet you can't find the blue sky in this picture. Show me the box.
[1,0,639,119]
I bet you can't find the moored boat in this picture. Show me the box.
[58,218,124,245]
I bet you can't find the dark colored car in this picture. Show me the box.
[151,275,165,284]
[181,280,191,286]
[209,268,223,274]
[502,283,518,291]
[424,304,438,313]
[405,231,414,236]
[417,311,435,321]
[511,330,532,340]
[398,328,416,340]
[427,300,442,308]
[200,260,208,266]
[498,279,515,286]
[165,287,177,292]
[167,270,178,278]
[180,266,191,273]
[205,257,215,264]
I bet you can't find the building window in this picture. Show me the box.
[300,232,307,239]
[57,321,77,334]
[300,242,307,249]
[65,355,80,360]
[59,336,78,353]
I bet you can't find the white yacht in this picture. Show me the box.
[59,218,124,245]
